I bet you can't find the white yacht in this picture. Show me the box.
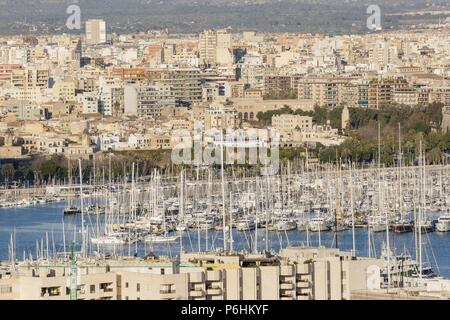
[145,234,179,243]
[236,219,256,231]
[91,233,126,245]
[436,213,450,232]
[308,217,330,232]
[368,216,386,232]
[276,218,297,232]
[198,218,215,230]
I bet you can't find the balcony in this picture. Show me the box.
[160,290,176,295]
[160,289,177,298]
[280,266,294,277]
[206,287,222,296]
[41,287,61,297]
[296,281,310,289]
[280,283,294,290]
[189,289,204,298]
[100,283,114,293]
[280,293,295,300]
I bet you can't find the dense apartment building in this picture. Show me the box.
[0,64,22,84]
[159,69,202,105]
[368,78,410,109]
[0,247,383,300]
[297,78,347,108]
[199,29,233,67]
[264,75,293,97]
[124,84,175,118]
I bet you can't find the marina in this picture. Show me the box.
[1,161,450,280]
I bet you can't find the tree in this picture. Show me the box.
[1,163,15,182]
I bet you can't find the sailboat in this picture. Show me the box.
[145,200,179,243]
[236,218,256,231]
[64,159,81,215]
[91,233,126,245]
[308,217,330,232]
[276,217,297,231]
[436,210,450,232]
[392,123,413,234]
[144,233,179,244]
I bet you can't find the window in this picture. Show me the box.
[125,282,129,288]
[137,283,140,292]
[0,285,12,294]
[90,285,95,294]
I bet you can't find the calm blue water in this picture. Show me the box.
[1,202,450,277]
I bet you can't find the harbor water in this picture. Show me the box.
[1,202,449,277]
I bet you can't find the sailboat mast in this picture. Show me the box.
[78,159,85,257]
[349,161,356,257]
[220,131,227,252]
[398,123,403,221]
[419,140,424,278]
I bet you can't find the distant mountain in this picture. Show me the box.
[0,0,448,35]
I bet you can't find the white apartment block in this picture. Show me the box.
[77,91,99,114]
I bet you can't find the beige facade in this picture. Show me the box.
[52,79,76,102]
[272,114,313,132]
[204,102,239,130]
[0,247,384,301]
[297,78,349,108]
[199,29,233,67]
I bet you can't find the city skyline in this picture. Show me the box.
[0,1,450,303]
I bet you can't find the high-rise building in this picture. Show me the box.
[73,40,83,67]
[86,19,107,45]
[199,29,233,67]
[124,84,175,118]
[199,29,217,67]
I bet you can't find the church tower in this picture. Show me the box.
[342,106,350,130]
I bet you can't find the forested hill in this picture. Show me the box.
[0,0,448,35]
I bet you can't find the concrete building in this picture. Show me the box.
[159,68,202,105]
[199,29,233,67]
[0,132,23,159]
[297,78,348,108]
[204,102,239,130]
[86,19,107,45]
[0,247,384,300]
[124,84,175,118]
[272,114,313,132]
